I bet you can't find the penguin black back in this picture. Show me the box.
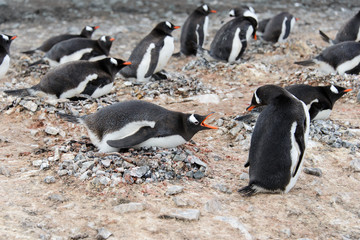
[262,12,296,42]
[180,4,216,56]
[0,34,17,78]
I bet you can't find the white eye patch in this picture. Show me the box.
[166,21,172,28]
[229,9,235,17]
[85,26,92,31]
[330,85,339,94]
[254,90,261,104]
[110,58,117,65]
[100,36,106,42]
[1,34,9,41]
[202,4,209,12]
[189,114,199,125]
[249,6,255,13]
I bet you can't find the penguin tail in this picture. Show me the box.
[3,88,31,97]
[238,185,256,197]
[319,30,333,44]
[28,59,46,67]
[21,49,36,55]
[294,60,315,66]
[57,113,82,124]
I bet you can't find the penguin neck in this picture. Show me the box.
[97,40,111,55]
[98,59,119,77]
[152,28,172,37]
[80,29,92,38]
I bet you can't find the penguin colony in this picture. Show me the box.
[1,3,358,196]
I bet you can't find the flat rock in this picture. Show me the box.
[172,197,189,207]
[129,166,149,178]
[303,167,322,177]
[45,126,60,135]
[161,208,200,221]
[96,227,112,240]
[44,176,56,184]
[0,165,11,177]
[48,194,65,203]
[214,216,252,240]
[212,183,232,194]
[350,159,360,172]
[113,202,145,214]
[20,100,38,112]
[166,185,184,196]
[204,198,223,213]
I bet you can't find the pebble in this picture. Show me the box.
[239,172,249,180]
[101,159,112,168]
[193,171,205,179]
[166,185,184,196]
[96,227,112,240]
[40,161,50,170]
[0,165,11,177]
[350,159,360,172]
[32,159,43,167]
[204,198,223,213]
[212,183,232,194]
[57,169,68,176]
[113,202,145,214]
[161,208,200,221]
[44,176,56,184]
[172,197,189,207]
[303,167,322,177]
[20,100,38,112]
[45,126,60,135]
[48,194,65,202]
[214,216,252,240]
[129,166,149,178]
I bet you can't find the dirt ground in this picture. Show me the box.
[0,1,360,240]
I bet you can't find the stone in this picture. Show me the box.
[45,126,60,135]
[57,170,68,176]
[0,165,11,177]
[101,159,112,168]
[99,176,110,185]
[303,167,322,177]
[96,227,112,240]
[166,185,184,196]
[350,159,360,172]
[239,172,249,180]
[214,216,252,240]
[48,194,65,202]
[193,171,205,179]
[44,176,56,184]
[173,153,187,162]
[204,198,222,213]
[172,197,189,207]
[129,166,149,178]
[188,156,207,168]
[79,171,91,181]
[20,101,38,112]
[113,202,145,214]
[212,183,232,194]
[32,160,43,167]
[161,208,200,221]
[40,161,50,170]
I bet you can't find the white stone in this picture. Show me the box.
[45,126,60,135]
[166,185,184,195]
[113,202,145,214]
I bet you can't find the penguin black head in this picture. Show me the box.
[0,34,17,53]
[325,85,352,103]
[80,25,99,38]
[246,85,290,111]
[229,6,256,19]
[195,4,216,15]
[97,35,115,53]
[183,113,217,140]
[154,21,180,35]
[99,57,131,76]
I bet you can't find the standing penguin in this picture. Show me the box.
[120,21,180,82]
[22,25,99,54]
[0,34,17,78]
[294,41,360,75]
[319,10,360,44]
[5,58,130,99]
[239,85,310,196]
[210,16,257,63]
[262,12,297,42]
[179,4,216,56]
[59,100,218,152]
[29,35,114,67]
[285,84,352,120]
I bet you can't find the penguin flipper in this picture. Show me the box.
[4,88,30,97]
[294,60,315,66]
[107,126,156,149]
[28,59,47,67]
[238,185,256,197]
[319,30,333,44]
[22,49,36,55]
[244,160,250,168]
[57,113,82,124]
[292,121,306,177]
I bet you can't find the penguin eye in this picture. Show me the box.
[189,114,199,125]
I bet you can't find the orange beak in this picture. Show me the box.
[200,112,218,129]
[11,36,17,40]
[253,34,257,40]
[110,38,115,42]
[94,26,100,29]
[174,26,181,29]
[296,18,299,21]
[343,88,352,92]
[211,10,217,13]
[246,105,256,112]
[123,61,131,65]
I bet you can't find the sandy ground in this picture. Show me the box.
[0,1,360,239]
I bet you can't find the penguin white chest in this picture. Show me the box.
[228,28,242,63]
[278,17,288,42]
[203,16,209,44]
[356,26,360,42]
[135,135,187,148]
[59,73,98,99]
[136,43,155,82]
[154,36,174,73]
[58,48,93,65]
[0,55,10,78]
[336,55,360,75]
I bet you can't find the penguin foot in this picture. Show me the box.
[238,185,256,197]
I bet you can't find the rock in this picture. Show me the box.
[32,160,43,167]
[161,208,200,221]
[20,100,38,112]
[212,183,232,194]
[101,159,112,168]
[239,172,249,180]
[173,153,187,162]
[350,159,360,172]
[0,165,11,177]
[44,176,56,184]
[40,161,50,170]
[129,166,149,178]
[303,167,322,177]
[113,202,145,214]
[193,171,205,179]
[204,198,222,213]
[96,227,112,240]
[48,194,65,202]
[214,216,252,240]
[188,156,207,168]
[79,170,91,181]
[57,170,68,176]
[45,126,60,135]
[166,185,184,196]
[172,197,189,207]
[99,176,110,185]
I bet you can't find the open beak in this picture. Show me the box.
[11,36,17,40]
[246,105,256,112]
[200,112,218,129]
[174,26,181,29]
[211,10,217,13]
[110,37,115,42]
[343,88,352,92]
[123,61,131,65]
[94,26,100,29]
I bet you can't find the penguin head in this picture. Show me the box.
[196,4,216,15]
[325,85,352,103]
[184,113,217,139]
[229,6,256,19]
[0,34,17,53]
[246,85,289,111]
[99,57,131,76]
[81,25,99,38]
[154,21,180,35]
[97,35,115,54]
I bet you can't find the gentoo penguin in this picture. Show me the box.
[319,10,360,44]
[257,18,270,34]
[120,21,180,82]
[228,6,258,25]
[29,35,114,67]
[5,58,130,99]
[262,12,297,42]
[179,4,216,56]
[210,16,257,63]
[239,85,310,196]
[59,100,218,152]
[0,34,17,78]
[294,41,360,75]
[22,25,99,54]
[285,84,352,120]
